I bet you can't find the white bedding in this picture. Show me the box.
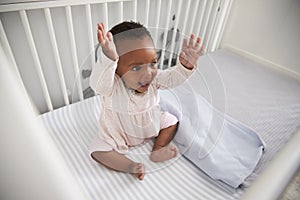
[39,94,239,200]
[159,88,265,188]
[39,49,300,199]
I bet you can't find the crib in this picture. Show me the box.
[0,0,300,199]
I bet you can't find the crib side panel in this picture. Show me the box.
[0,0,231,113]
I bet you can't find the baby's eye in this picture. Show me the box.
[150,62,157,68]
[132,66,142,71]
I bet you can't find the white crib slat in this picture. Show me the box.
[188,0,201,35]
[85,4,95,67]
[215,0,233,50]
[0,20,20,80]
[203,0,219,52]
[65,6,84,101]
[145,0,150,26]
[180,0,191,37]
[201,1,214,53]
[0,19,34,109]
[44,8,70,106]
[167,0,182,68]
[119,1,123,23]
[177,0,191,54]
[208,0,223,52]
[20,10,53,111]
[132,0,137,21]
[195,0,207,38]
[0,0,132,13]
[153,0,161,47]
[103,3,108,29]
[159,0,172,69]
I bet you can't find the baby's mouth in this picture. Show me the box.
[137,82,150,92]
[139,82,150,87]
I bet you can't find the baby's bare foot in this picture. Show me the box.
[150,145,178,162]
[129,162,145,180]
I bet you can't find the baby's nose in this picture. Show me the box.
[141,65,154,78]
[148,64,157,73]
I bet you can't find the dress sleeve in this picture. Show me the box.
[154,58,197,90]
[89,52,119,95]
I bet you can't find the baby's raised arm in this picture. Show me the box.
[89,23,118,96]
[154,34,203,89]
[179,34,203,69]
[97,23,118,61]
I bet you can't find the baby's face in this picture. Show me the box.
[116,37,158,93]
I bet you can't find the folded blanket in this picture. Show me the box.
[159,84,265,188]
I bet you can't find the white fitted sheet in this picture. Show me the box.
[39,49,300,199]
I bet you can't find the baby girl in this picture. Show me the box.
[89,21,203,180]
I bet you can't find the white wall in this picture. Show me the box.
[221,0,300,78]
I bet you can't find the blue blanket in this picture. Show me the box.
[159,85,265,188]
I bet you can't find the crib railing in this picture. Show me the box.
[0,0,232,113]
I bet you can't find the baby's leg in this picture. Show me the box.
[150,123,179,162]
[91,151,145,180]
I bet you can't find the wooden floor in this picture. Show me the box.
[281,170,300,200]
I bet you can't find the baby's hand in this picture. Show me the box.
[179,34,204,69]
[97,23,118,61]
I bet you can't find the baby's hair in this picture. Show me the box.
[109,21,153,44]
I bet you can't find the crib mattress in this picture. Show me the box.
[39,49,300,199]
